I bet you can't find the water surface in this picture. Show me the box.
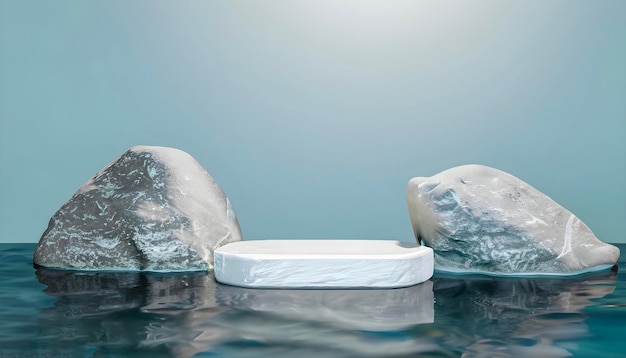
[1,243,624,357]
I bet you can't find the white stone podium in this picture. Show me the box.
[214,240,433,289]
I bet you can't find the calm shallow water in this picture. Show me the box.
[1,243,625,358]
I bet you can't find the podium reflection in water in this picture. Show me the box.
[34,269,434,357]
[35,267,616,357]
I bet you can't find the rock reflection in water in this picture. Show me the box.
[430,271,617,357]
[34,268,436,357]
[35,268,223,357]
[34,267,617,358]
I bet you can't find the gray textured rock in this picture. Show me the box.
[34,146,242,271]
[407,164,619,275]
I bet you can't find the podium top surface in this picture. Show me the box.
[214,240,429,258]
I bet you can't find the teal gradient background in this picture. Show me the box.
[1,1,624,244]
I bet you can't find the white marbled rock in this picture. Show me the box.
[214,240,434,288]
[34,146,242,271]
[406,164,619,275]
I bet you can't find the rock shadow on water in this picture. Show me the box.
[34,268,438,357]
[428,270,617,357]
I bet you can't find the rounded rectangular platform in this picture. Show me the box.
[213,240,433,289]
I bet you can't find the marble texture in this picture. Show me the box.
[34,146,242,271]
[214,240,434,288]
[407,164,619,275]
